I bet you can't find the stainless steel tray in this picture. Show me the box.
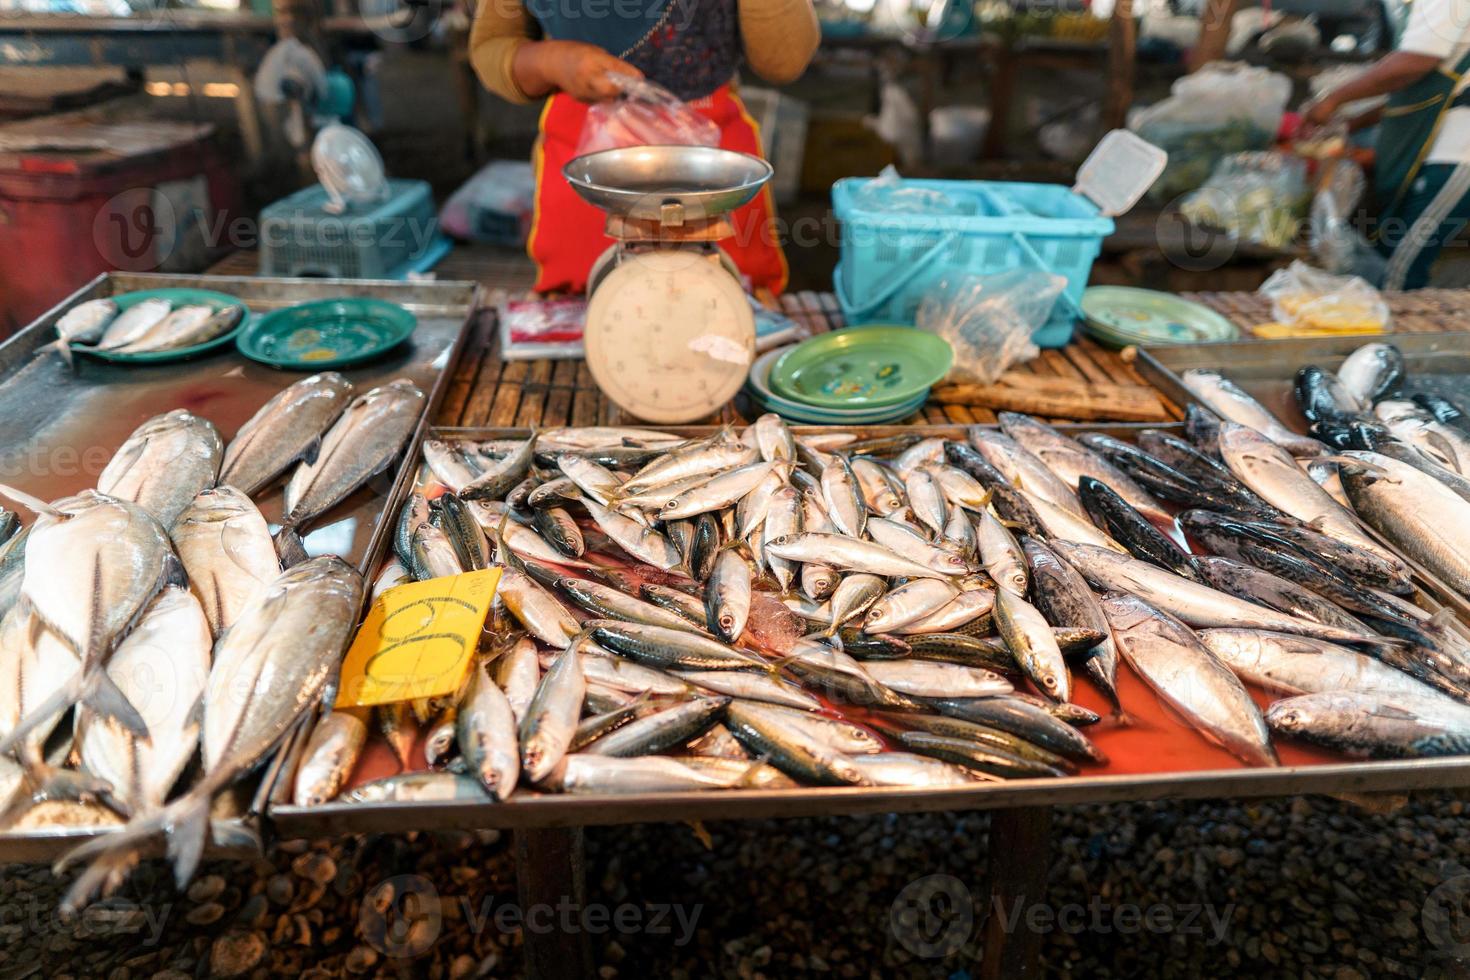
[1135,332,1470,620]
[0,272,479,861]
[267,424,1470,840]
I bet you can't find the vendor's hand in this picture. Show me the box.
[1301,95,1341,131]
[545,41,642,102]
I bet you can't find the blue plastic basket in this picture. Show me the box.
[831,178,1115,348]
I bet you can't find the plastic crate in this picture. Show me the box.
[831,177,1115,348]
[260,178,448,279]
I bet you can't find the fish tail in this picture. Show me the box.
[0,668,90,756]
[274,527,309,569]
[0,483,65,518]
[84,668,150,739]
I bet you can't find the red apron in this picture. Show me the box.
[527,84,788,295]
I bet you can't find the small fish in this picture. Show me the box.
[1078,476,1200,582]
[292,709,369,807]
[863,660,1011,698]
[170,486,278,637]
[583,697,729,757]
[220,373,356,496]
[724,701,871,786]
[519,643,586,783]
[1336,342,1404,405]
[1180,369,1323,456]
[461,432,539,501]
[48,298,117,367]
[863,579,959,633]
[1267,691,1470,758]
[458,662,520,800]
[95,298,171,350]
[705,548,753,642]
[994,586,1070,703]
[344,771,491,804]
[824,573,886,637]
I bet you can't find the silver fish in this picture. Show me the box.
[904,467,948,538]
[677,670,821,710]
[292,709,368,807]
[1336,342,1404,405]
[849,752,977,787]
[113,304,241,354]
[171,486,278,637]
[851,458,904,514]
[863,660,1011,698]
[519,644,586,783]
[458,662,520,800]
[221,373,355,497]
[706,548,753,642]
[409,522,464,581]
[821,455,867,537]
[553,755,736,794]
[1199,628,1453,702]
[98,410,222,528]
[866,517,970,575]
[1101,592,1276,767]
[281,379,425,533]
[343,771,490,803]
[823,573,886,636]
[994,586,1069,702]
[1020,491,1126,552]
[496,636,540,723]
[752,413,795,462]
[894,588,995,634]
[556,454,623,505]
[581,498,681,570]
[976,508,1027,595]
[660,461,784,521]
[762,487,804,593]
[768,533,964,579]
[76,586,210,815]
[1266,690,1470,758]
[864,578,958,633]
[1338,451,1470,593]
[0,604,81,775]
[95,298,171,350]
[583,696,728,757]
[422,439,480,493]
[1180,369,1323,456]
[461,432,539,501]
[968,430,1084,517]
[999,412,1170,525]
[622,443,759,495]
[497,569,579,647]
[48,298,117,367]
[724,701,871,786]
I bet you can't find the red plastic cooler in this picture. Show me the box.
[0,118,238,336]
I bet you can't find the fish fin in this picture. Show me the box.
[52,339,78,371]
[58,847,142,916]
[298,435,323,467]
[0,484,65,518]
[1428,608,1460,630]
[0,668,87,756]
[165,794,211,888]
[274,528,309,569]
[160,550,188,590]
[83,670,150,741]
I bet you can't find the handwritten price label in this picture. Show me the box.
[336,567,502,707]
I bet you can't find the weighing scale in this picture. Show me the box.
[563,146,773,424]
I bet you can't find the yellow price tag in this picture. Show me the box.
[336,567,502,708]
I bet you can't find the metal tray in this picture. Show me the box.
[266,424,1470,840]
[1135,331,1470,620]
[0,272,479,860]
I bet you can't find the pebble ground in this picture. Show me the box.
[3,792,1468,978]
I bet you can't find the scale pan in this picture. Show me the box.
[563,146,773,223]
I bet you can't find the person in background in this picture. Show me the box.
[470,0,819,295]
[1304,0,1470,289]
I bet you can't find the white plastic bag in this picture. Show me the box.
[1130,62,1291,201]
[1259,260,1391,333]
[575,74,719,157]
[916,269,1062,384]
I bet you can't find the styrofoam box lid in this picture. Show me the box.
[1072,130,1168,217]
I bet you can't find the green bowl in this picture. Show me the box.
[237,298,416,370]
[767,326,952,409]
[71,288,248,364]
[1080,286,1240,348]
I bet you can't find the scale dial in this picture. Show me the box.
[584,249,755,424]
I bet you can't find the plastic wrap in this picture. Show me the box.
[438,160,535,245]
[1177,151,1309,250]
[1258,260,1391,335]
[852,165,959,214]
[916,268,1063,383]
[1308,160,1385,281]
[1130,62,1291,201]
[575,74,720,157]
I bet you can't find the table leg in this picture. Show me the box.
[514,826,593,980]
[980,806,1052,980]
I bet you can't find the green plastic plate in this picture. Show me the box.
[767,326,953,409]
[1080,286,1240,348]
[237,298,416,370]
[71,288,248,364]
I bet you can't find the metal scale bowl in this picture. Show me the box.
[563,146,772,423]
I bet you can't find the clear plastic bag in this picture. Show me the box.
[1308,160,1386,282]
[439,159,535,245]
[1177,151,1308,250]
[853,165,960,215]
[1258,260,1391,334]
[1130,62,1291,201]
[574,74,720,157]
[916,268,1063,384]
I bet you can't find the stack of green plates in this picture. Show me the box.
[746,326,952,424]
[1080,286,1240,348]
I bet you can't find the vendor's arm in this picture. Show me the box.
[739,0,819,84]
[1306,0,1461,126]
[469,0,641,103]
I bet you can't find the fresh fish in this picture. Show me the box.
[1078,476,1200,582]
[95,298,171,350]
[968,430,1084,517]
[1216,422,1393,562]
[460,432,539,501]
[847,752,977,787]
[1377,403,1470,473]
[75,586,209,815]
[893,730,1067,778]
[497,569,579,647]
[678,670,820,710]
[436,494,488,571]
[458,662,520,800]
[220,373,355,496]
[48,298,117,367]
[724,701,871,786]
[863,660,1011,698]
[344,771,490,803]
[943,441,1012,491]
[0,605,81,796]
[114,304,243,353]
[994,586,1070,702]
[687,512,720,582]
[1413,391,1469,433]
[1338,451,1470,593]
[903,467,947,539]
[1101,592,1276,766]
[1266,690,1470,758]
[893,588,996,636]
[800,560,840,603]
[408,522,464,581]
[580,498,681,570]
[589,621,766,672]
[553,755,738,793]
[527,477,581,509]
[738,702,883,755]
[376,702,418,769]
[578,649,692,696]
[1222,514,1413,595]
[519,643,585,783]
[622,443,759,495]
[1180,369,1323,456]
[976,508,1027,595]
[999,413,1170,525]
[1337,343,1405,405]
[705,548,752,642]
[752,413,795,462]
[766,533,964,579]
[98,410,222,528]
[1193,556,1371,634]
[558,577,705,633]
[280,380,424,538]
[642,583,709,629]
[556,454,623,505]
[1021,537,1122,715]
[823,573,886,636]
[496,636,540,723]
[1054,542,1388,647]
[170,486,278,637]
[1199,628,1453,702]
[583,697,728,757]
[1293,365,1364,424]
[893,437,946,477]
[851,458,904,515]
[926,697,1106,764]
[864,578,958,633]
[292,709,368,806]
[867,517,974,575]
[759,487,803,593]
[57,556,362,908]
[423,439,480,493]
[1020,490,1126,553]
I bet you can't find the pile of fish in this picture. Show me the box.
[46,296,246,366]
[295,390,1470,807]
[0,371,425,908]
